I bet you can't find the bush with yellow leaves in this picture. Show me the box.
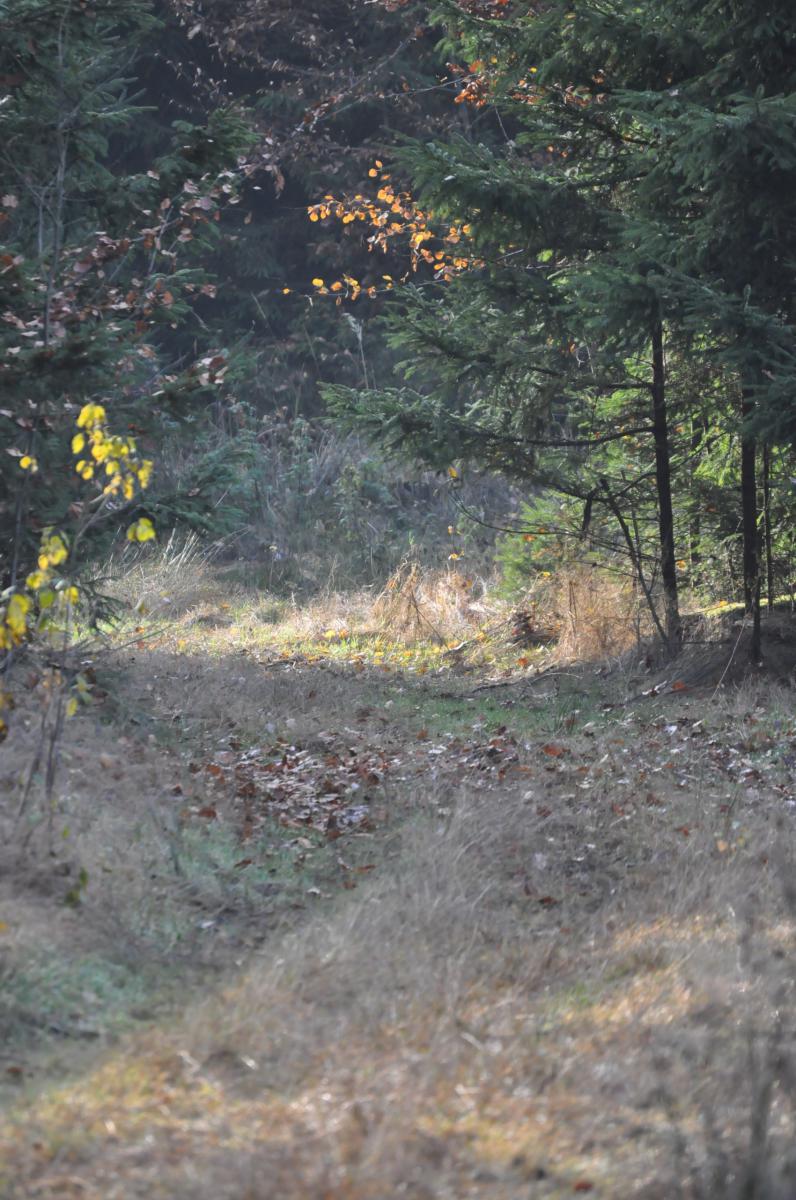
[0,403,155,741]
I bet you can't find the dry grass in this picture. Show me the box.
[104,532,221,620]
[3,554,796,1199]
[373,560,492,645]
[542,565,645,664]
[102,545,646,678]
[3,652,796,1197]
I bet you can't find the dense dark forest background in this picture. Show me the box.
[2,0,795,657]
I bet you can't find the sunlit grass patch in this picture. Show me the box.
[150,589,519,677]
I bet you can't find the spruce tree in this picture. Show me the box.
[0,0,253,581]
[325,0,796,660]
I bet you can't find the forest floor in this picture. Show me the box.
[1,573,796,1199]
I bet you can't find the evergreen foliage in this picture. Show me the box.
[3,0,796,656]
[325,0,796,658]
[0,0,255,580]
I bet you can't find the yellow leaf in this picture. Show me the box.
[311,278,325,288]
[77,402,106,429]
[447,466,459,479]
[126,516,156,543]
[40,532,68,565]
[72,433,85,454]
[5,593,31,640]
[66,696,79,718]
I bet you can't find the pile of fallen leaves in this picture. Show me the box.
[179,720,528,847]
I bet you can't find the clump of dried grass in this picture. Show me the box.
[373,560,491,644]
[276,589,377,641]
[542,564,644,663]
[105,531,219,619]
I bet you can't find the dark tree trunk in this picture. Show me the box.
[651,322,681,656]
[741,392,762,662]
[763,443,774,611]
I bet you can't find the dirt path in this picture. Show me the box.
[2,629,796,1198]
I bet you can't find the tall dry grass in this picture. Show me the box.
[104,531,221,619]
[163,693,796,1198]
[543,564,644,662]
[373,560,493,645]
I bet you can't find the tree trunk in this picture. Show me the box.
[688,416,708,570]
[599,478,667,647]
[741,392,762,662]
[651,321,682,656]
[762,443,774,611]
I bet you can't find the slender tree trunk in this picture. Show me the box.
[650,321,681,656]
[599,478,667,647]
[689,416,707,569]
[741,391,762,662]
[762,443,774,611]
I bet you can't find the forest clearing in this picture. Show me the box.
[2,0,796,1196]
